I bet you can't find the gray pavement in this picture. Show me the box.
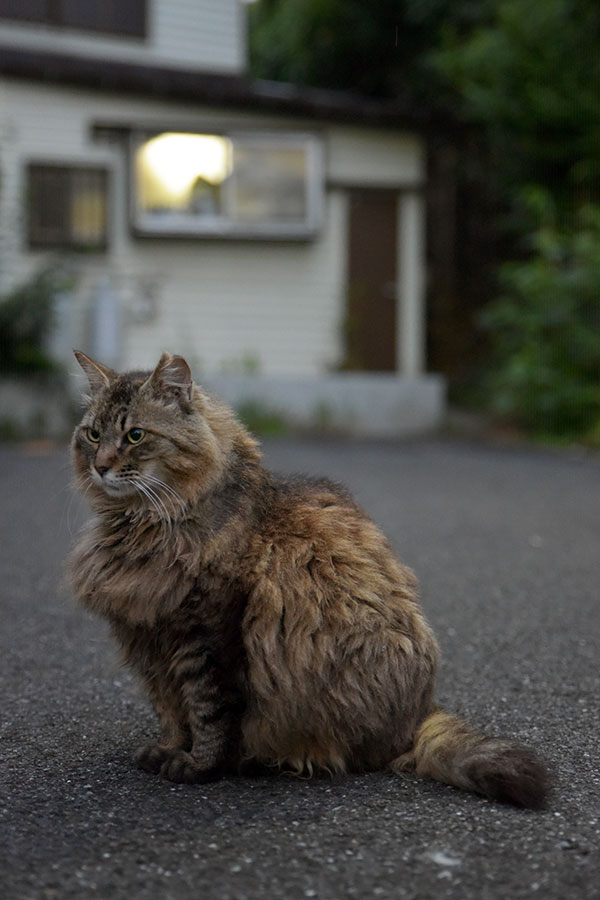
[1,437,599,899]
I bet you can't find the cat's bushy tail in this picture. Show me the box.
[391,708,548,809]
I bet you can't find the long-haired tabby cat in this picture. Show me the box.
[68,351,547,808]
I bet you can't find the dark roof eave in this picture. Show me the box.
[0,45,433,131]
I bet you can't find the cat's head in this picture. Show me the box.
[72,351,244,512]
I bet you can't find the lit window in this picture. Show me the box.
[27,164,108,250]
[136,133,232,220]
[131,131,323,239]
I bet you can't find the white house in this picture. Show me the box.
[0,0,444,436]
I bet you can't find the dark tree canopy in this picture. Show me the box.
[249,0,495,102]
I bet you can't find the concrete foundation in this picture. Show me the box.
[203,373,446,438]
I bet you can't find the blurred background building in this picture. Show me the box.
[0,0,444,437]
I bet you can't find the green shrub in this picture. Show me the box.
[481,192,600,440]
[236,400,289,437]
[0,269,62,375]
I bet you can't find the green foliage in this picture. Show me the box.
[481,192,600,438]
[435,0,600,206]
[435,0,600,439]
[0,269,61,375]
[236,400,289,437]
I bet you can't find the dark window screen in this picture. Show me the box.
[0,0,146,37]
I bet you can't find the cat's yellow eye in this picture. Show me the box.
[86,427,100,443]
[127,428,146,445]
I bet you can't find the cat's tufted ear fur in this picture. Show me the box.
[74,350,115,394]
[144,352,194,401]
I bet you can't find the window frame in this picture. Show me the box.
[26,161,110,252]
[129,129,324,241]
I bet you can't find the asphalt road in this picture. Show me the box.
[1,437,599,900]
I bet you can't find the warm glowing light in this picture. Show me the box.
[136,133,232,209]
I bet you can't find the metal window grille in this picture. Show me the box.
[27,164,109,250]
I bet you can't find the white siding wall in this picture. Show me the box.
[327,127,424,187]
[123,192,347,376]
[0,80,425,377]
[0,0,246,74]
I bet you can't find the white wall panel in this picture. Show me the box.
[327,127,425,187]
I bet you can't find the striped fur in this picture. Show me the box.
[68,351,548,806]
[391,710,547,808]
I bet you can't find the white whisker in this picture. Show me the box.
[141,474,186,516]
[64,473,94,537]
[129,478,176,546]
[142,472,184,502]
[131,480,164,522]
[141,481,172,523]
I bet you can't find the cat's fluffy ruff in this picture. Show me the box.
[69,351,548,807]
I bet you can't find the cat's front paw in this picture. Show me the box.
[160,750,223,784]
[134,742,173,775]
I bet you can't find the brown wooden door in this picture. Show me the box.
[344,188,398,371]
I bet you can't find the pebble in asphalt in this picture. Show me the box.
[1,437,599,899]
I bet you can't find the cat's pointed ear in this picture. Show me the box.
[144,352,194,400]
[73,350,115,394]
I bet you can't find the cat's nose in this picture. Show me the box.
[95,464,110,476]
